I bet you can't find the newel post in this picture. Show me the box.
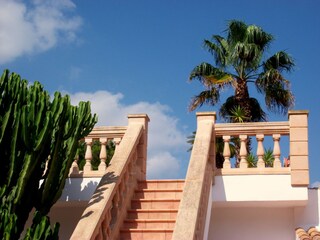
[172,112,215,240]
[289,110,309,186]
[127,114,150,180]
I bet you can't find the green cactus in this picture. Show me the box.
[0,70,97,239]
[23,211,59,240]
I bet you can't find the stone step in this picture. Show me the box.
[138,180,184,190]
[119,180,184,239]
[122,219,175,229]
[134,189,183,199]
[127,209,178,220]
[119,229,173,240]
[131,199,180,210]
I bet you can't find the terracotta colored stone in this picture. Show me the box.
[291,170,309,186]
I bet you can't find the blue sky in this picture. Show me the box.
[1,0,319,183]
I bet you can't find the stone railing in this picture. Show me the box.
[70,114,149,240]
[215,110,309,186]
[215,121,289,170]
[173,112,215,240]
[173,110,309,239]
[69,126,127,177]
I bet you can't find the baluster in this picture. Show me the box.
[122,170,129,198]
[70,153,79,174]
[84,138,92,172]
[239,135,248,168]
[118,182,125,209]
[114,137,121,148]
[111,191,120,226]
[97,225,103,240]
[223,136,231,168]
[105,208,112,239]
[256,134,265,168]
[273,134,281,168]
[127,160,133,182]
[99,137,107,172]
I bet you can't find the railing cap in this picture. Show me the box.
[127,114,150,122]
[196,112,216,122]
[288,110,309,117]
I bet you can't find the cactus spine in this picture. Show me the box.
[0,70,97,239]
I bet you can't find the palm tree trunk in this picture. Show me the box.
[234,78,252,166]
[235,78,251,121]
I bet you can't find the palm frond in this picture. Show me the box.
[264,51,294,72]
[246,25,273,50]
[227,20,247,44]
[188,88,220,111]
[186,131,196,152]
[189,62,234,87]
[204,35,229,67]
[264,81,294,114]
[256,51,295,115]
[231,42,262,69]
[227,21,274,75]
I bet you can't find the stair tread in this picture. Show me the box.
[138,180,184,183]
[131,199,180,201]
[137,180,185,190]
[121,180,182,236]
[128,209,178,212]
[120,229,174,232]
[135,189,183,192]
[124,219,176,222]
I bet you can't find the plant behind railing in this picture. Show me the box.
[69,126,126,177]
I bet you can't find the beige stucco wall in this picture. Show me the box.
[48,203,87,240]
[208,207,295,240]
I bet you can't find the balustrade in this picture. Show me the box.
[70,114,149,240]
[69,126,127,177]
[216,122,290,170]
[214,110,309,185]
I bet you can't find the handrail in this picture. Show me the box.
[172,112,216,240]
[70,114,149,240]
[215,121,289,136]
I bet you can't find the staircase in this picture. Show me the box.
[119,180,184,240]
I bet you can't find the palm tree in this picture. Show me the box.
[189,20,294,121]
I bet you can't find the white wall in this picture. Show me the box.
[294,188,320,229]
[208,207,295,240]
[213,175,308,207]
[60,177,101,201]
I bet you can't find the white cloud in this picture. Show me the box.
[147,152,180,179]
[0,0,82,63]
[69,90,189,179]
